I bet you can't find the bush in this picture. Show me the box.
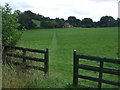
[2,3,22,63]
[2,3,22,46]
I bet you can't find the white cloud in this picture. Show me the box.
[0,0,118,21]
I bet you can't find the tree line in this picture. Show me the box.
[14,10,119,30]
[1,3,120,46]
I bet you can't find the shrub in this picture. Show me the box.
[2,3,22,63]
[2,3,22,46]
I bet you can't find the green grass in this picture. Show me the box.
[32,19,41,28]
[3,27,119,88]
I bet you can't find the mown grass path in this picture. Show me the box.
[50,29,57,52]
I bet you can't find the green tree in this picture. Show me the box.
[41,21,55,28]
[54,18,65,28]
[99,16,116,27]
[41,18,65,28]
[67,16,81,27]
[0,6,2,47]
[18,10,36,30]
[81,18,94,28]
[2,3,22,46]
[2,3,22,63]
[117,18,120,27]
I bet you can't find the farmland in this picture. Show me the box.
[3,27,119,88]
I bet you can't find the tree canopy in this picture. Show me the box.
[12,9,119,29]
[67,16,81,27]
[99,16,117,27]
[81,18,94,28]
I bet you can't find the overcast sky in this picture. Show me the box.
[1,0,119,21]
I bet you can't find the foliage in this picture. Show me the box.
[99,16,117,27]
[0,6,2,40]
[41,21,54,28]
[54,18,65,28]
[116,18,119,27]
[17,11,36,30]
[15,10,45,30]
[41,18,65,28]
[81,18,94,28]
[2,3,22,46]
[67,16,81,27]
[14,9,118,29]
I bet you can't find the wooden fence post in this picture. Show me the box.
[98,60,103,90]
[23,49,26,63]
[73,50,78,87]
[44,48,49,75]
[3,46,10,64]
[2,46,7,64]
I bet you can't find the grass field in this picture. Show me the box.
[3,27,119,88]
